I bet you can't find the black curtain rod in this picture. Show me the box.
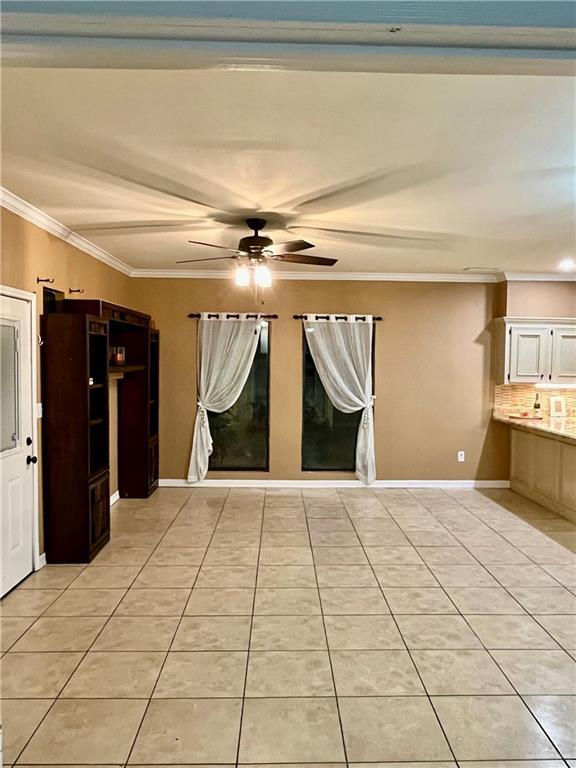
[293,314,383,321]
[187,313,278,319]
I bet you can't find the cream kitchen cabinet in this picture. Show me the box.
[493,317,576,385]
[551,325,576,384]
[509,325,550,383]
[510,427,576,522]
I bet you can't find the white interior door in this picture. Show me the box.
[1,293,35,596]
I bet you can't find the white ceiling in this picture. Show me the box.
[1,65,575,276]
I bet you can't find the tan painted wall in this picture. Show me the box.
[5,206,573,556]
[130,278,510,482]
[1,209,131,312]
[1,209,133,550]
[506,281,576,318]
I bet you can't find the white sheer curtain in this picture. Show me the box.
[303,314,376,485]
[188,314,262,483]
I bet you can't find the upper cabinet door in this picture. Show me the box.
[509,326,551,383]
[551,325,576,384]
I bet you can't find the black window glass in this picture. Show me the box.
[302,335,362,471]
[208,322,270,470]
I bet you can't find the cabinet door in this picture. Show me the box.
[509,326,550,383]
[89,473,110,551]
[558,443,576,512]
[533,436,559,501]
[148,439,159,491]
[551,326,576,384]
[510,429,534,492]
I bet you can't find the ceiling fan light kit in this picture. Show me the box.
[235,264,251,287]
[177,218,338,284]
[234,262,272,288]
[254,263,272,288]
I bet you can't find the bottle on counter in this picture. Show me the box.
[533,392,542,418]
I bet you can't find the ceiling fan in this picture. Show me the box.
[176,217,337,286]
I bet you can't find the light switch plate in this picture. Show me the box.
[457,450,465,463]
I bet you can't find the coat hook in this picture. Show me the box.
[68,288,85,294]
[36,277,55,284]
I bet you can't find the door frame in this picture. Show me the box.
[1,284,42,572]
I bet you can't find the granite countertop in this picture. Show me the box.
[493,411,576,445]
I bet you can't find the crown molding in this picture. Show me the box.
[2,190,573,284]
[1,188,134,277]
[131,268,504,283]
[503,271,576,282]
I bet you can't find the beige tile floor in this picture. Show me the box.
[1,486,576,766]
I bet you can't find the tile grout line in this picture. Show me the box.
[405,489,573,764]
[122,486,230,768]
[3,486,575,765]
[437,499,573,763]
[233,490,270,768]
[437,496,576,653]
[305,493,351,767]
[341,488,460,766]
[6,488,194,764]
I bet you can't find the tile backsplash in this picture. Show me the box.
[494,384,576,416]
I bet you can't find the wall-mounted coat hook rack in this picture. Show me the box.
[69,288,85,294]
[36,277,55,284]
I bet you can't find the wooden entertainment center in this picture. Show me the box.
[41,300,159,563]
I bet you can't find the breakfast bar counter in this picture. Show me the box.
[494,412,576,522]
[493,412,576,446]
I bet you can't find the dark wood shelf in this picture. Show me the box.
[41,313,110,563]
[56,299,159,501]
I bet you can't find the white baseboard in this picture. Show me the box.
[34,552,46,571]
[110,491,120,506]
[159,478,510,490]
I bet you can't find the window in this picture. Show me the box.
[301,335,363,471]
[1,322,19,453]
[208,321,270,470]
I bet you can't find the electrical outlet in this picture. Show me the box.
[457,450,465,463]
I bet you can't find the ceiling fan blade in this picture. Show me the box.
[273,253,337,267]
[188,240,238,252]
[281,165,443,214]
[267,239,315,255]
[175,256,235,264]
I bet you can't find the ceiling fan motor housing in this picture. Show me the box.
[238,234,273,253]
[178,214,335,267]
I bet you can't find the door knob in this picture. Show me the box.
[26,455,38,465]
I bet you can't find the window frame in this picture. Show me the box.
[300,325,375,472]
[207,321,271,472]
